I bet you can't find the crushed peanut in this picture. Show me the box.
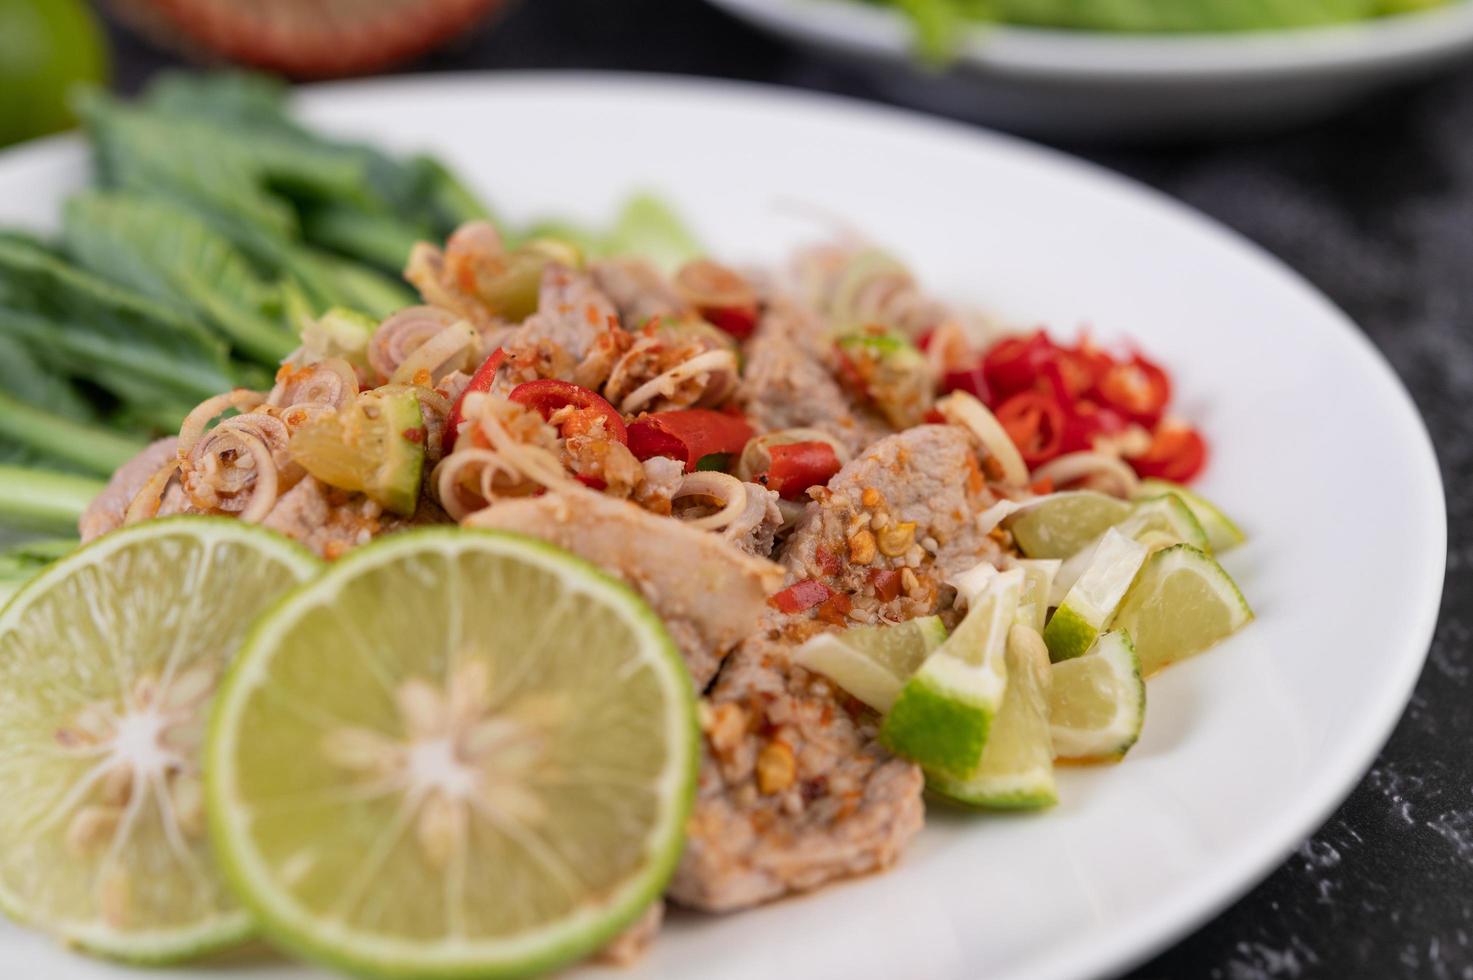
[756,740,796,795]
[901,567,923,598]
[848,528,877,564]
[877,521,917,557]
[705,702,749,753]
[861,487,883,509]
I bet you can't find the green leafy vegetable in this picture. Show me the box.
[63,191,298,364]
[141,71,297,134]
[300,204,428,272]
[284,245,413,318]
[0,334,97,424]
[411,155,497,229]
[0,236,238,403]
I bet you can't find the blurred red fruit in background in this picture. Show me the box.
[108,0,510,78]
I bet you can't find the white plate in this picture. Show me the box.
[0,74,1446,980]
[707,0,1473,138]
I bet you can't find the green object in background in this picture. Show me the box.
[866,0,1452,60]
[0,465,104,535]
[0,0,108,147]
[0,537,75,607]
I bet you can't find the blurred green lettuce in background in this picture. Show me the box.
[866,0,1452,61]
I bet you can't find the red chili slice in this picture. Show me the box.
[994,391,1067,467]
[674,259,759,340]
[814,592,853,626]
[758,441,843,501]
[768,579,835,614]
[626,409,755,472]
[1096,355,1171,428]
[868,568,901,602]
[442,348,505,455]
[1060,400,1128,455]
[814,546,842,577]
[939,362,989,402]
[981,330,1057,400]
[1129,423,1207,483]
[509,379,628,444]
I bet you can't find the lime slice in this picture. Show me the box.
[1043,528,1148,663]
[0,518,320,962]
[794,616,948,713]
[1049,630,1146,760]
[1136,479,1246,553]
[1112,544,1253,675]
[1015,559,1059,632]
[206,528,698,980]
[881,569,1022,780]
[1003,491,1131,559]
[929,625,1057,809]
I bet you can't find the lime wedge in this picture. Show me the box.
[1003,491,1132,559]
[1136,479,1246,553]
[1049,493,1210,606]
[929,625,1057,809]
[1115,494,1209,554]
[1015,559,1060,632]
[1112,544,1253,675]
[0,518,320,962]
[1043,528,1148,663]
[881,570,1022,780]
[1049,630,1145,761]
[794,616,948,713]
[206,528,698,980]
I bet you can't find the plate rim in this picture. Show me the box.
[706,0,1473,79]
[0,71,1448,980]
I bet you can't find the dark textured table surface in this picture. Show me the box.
[104,3,1468,977]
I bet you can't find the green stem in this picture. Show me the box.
[0,537,76,605]
[0,466,105,535]
[0,392,146,477]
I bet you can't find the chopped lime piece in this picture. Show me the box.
[289,386,426,516]
[206,528,698,980]
[0,518,320,962]
[1112,544,1254,675]
[929,624,1056,809]
[881,570,1022,780]
[1116,493,1209,554]
[1043,529,1147,663]
[949,559,997,605]
[1049,493,1211,605]
[1136,479,1246,553]
[1015,559,1060,632]
[298,306,377,372]
[795,616,948,713]
[1004,491,1132,559]
[1049,630,1146,760]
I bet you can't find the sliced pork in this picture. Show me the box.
[465,487,785,688]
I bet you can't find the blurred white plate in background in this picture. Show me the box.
[0,74,1446,979]
[708,0,1473,139]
